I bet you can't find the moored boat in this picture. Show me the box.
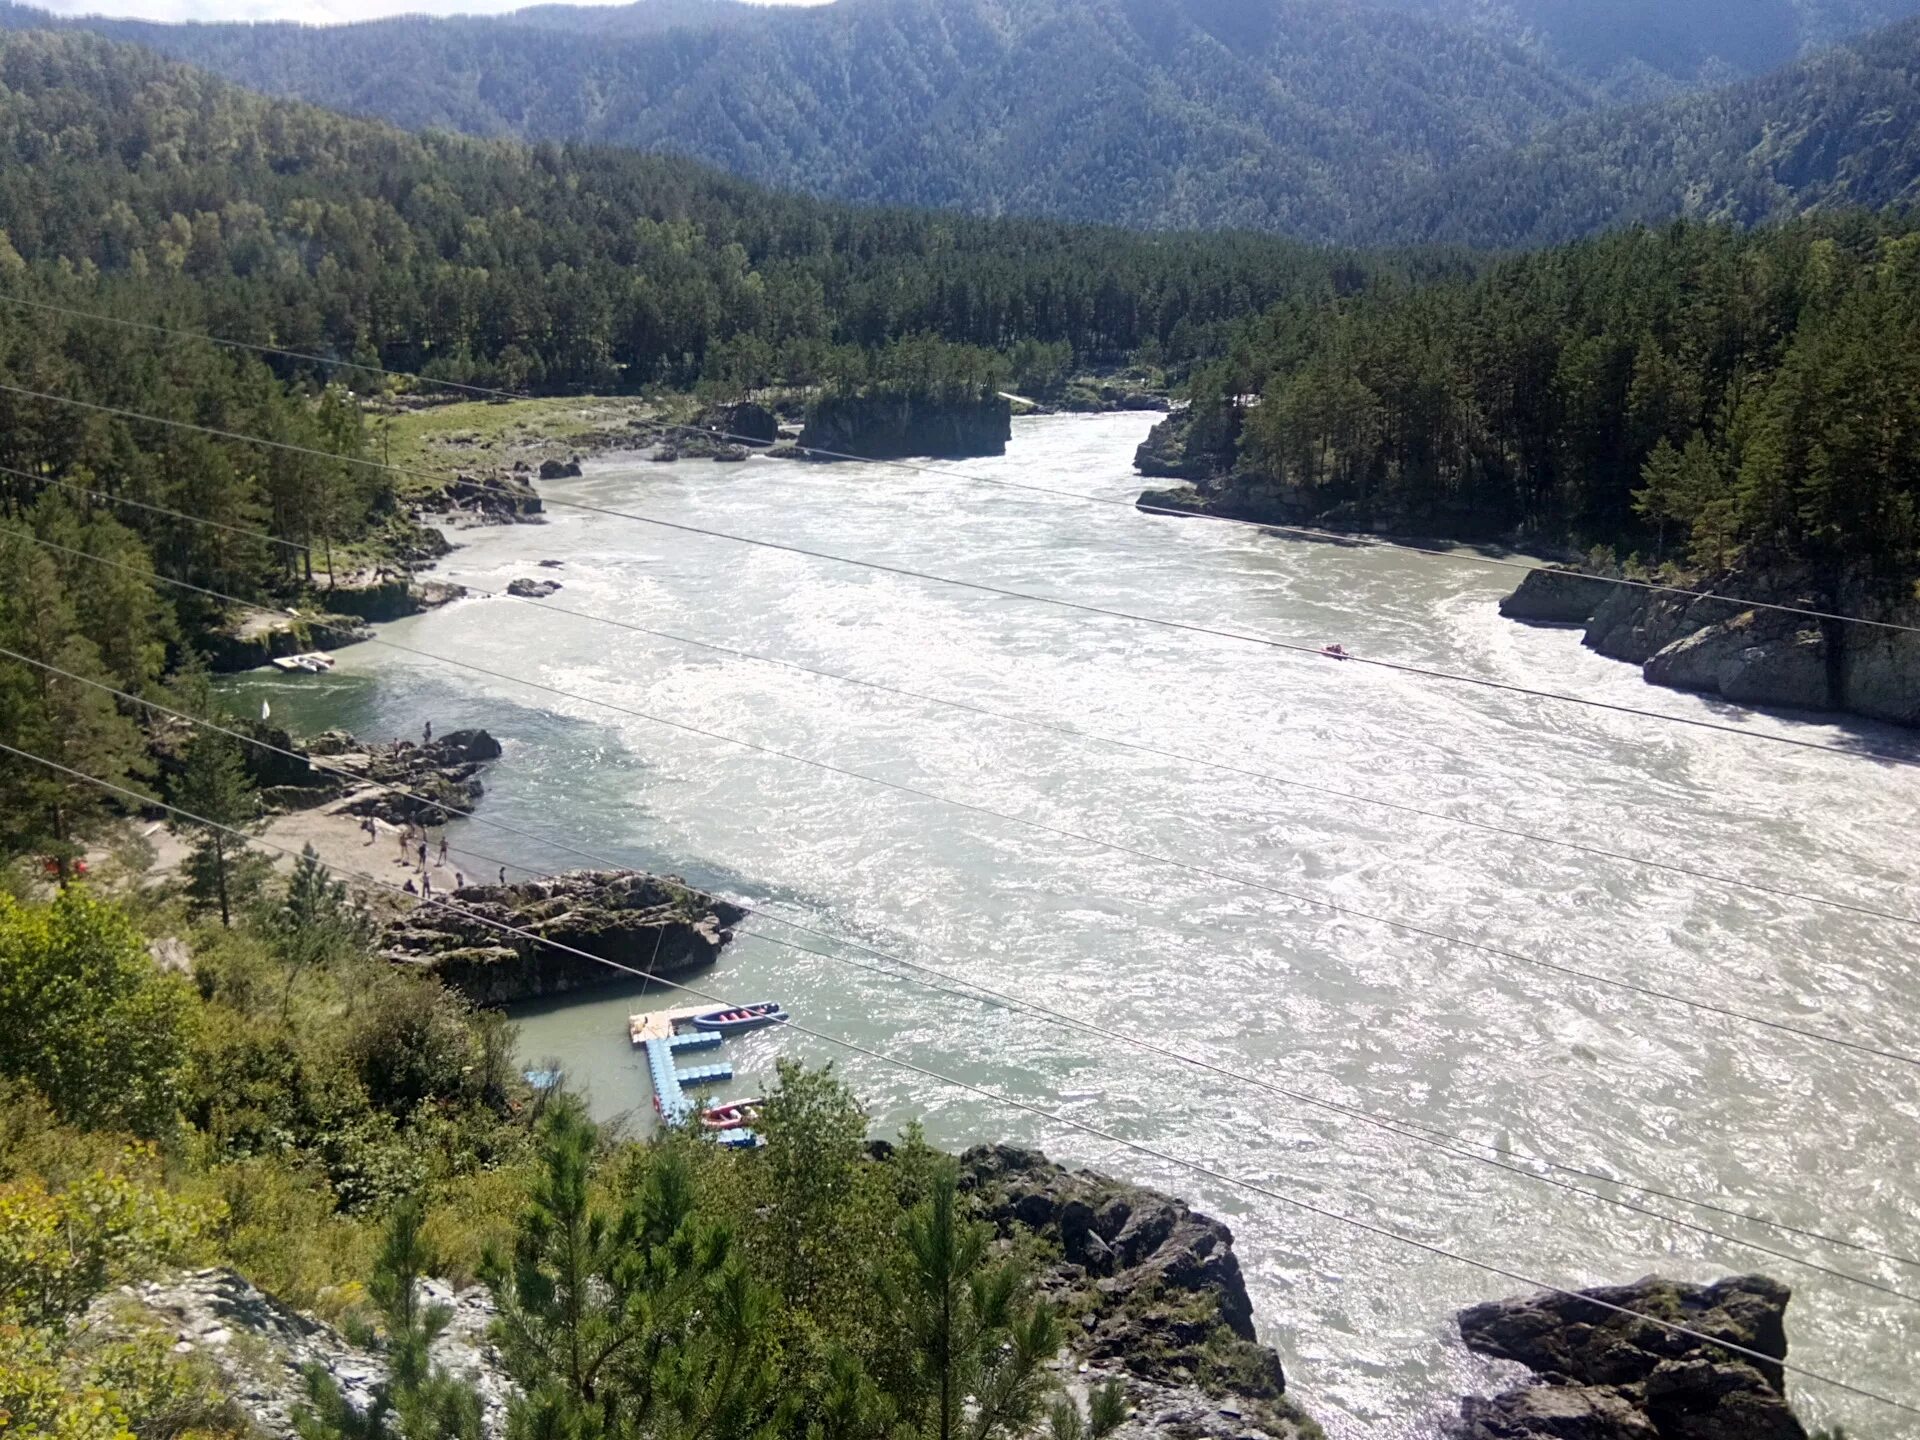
[688,1002,787,1035]
[700,1097,763,1130]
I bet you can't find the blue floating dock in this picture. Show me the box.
[712,1127,763,1149]
[644,1032,734,1124]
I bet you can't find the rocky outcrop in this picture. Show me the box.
[1133,406,1239,484]
[799,392,1013,460]
[261,728,503,820]
[381,868,746,1004]
[954,1145,1320,1439]
[438,471,543,521]
[1498,568,1619,625]
[505,577,562,599]
[1497,566,1920,726]
[1456,1275,1806,1440]
[324,576,468,623]
[538,456,583,480]
[100,1268,508,1440]
[204,612,374,674]
[698,400,779,446]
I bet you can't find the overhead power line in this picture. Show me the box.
[2,735,1915,1422]
[10,523,1919,1076]
[5,378,1920,772]
[6,287,1919,640]
[9,636,1914,1287]
[10,455,1911,930]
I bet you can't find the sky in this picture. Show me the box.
[33,0,826,21]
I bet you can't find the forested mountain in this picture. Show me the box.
[1374,0,1920,96]
[1369,17,1920,249]
[0,26,1386,396]
[0,0,1598,234]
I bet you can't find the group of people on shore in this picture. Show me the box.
[366,717,510,901]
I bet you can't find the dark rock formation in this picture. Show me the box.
[955,1144,1320,1439]
[505,578,562,599]
[1457,1275,1806,1440]
[1496,567,1920,726]
[381,868,746,1004]
[538,456,583,479]
[699,400,778,446]
[271,728,503,822]
[324,577,468,623]
[441,471,543,521]
[799,392,1013,460]
[1498,568,1618,625]
[1133,406,1241,484]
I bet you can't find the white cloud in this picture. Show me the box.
[35,0,827,23]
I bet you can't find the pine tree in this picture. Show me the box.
[297,1198,483,1440]
[481,1097,778,1440]
[275,844,375,1016]
[170,724,260,928]
[887,1161,1061,1440]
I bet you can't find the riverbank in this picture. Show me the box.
[1131,409,1920,729]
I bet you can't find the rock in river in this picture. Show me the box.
[506,577,563,598]
[381,868,746,1004]
[1457,1274,1807,1440]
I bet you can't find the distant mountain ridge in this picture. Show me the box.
[1369,15,1920,248]
[4,0,1920,246]
[0,0,1599,234]
[1373,0,1920,95]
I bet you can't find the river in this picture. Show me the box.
[221,413,1920,1438]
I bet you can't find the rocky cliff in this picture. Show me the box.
[1501,565,1920,726]
[1457,1274,1806,1440]
[380,868,746,1004]
[954,1144,1321,1440]
[800,392,1013,460]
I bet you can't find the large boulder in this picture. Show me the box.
[443,471,543,520]
[1457,1276,1806,1440]
[537,456,583,480]
[1642,618,1831,710]
[958,1146,1275,1392]
[700,401,778,446]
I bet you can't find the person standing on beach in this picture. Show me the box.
[418,839,428,871]
[498,865,507,885]
[423,719,433,745]
[438,834,449,866]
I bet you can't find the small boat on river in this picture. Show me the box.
[689,1002,787,1035]
[701,1098,763,1130]
[270,651,336,673]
